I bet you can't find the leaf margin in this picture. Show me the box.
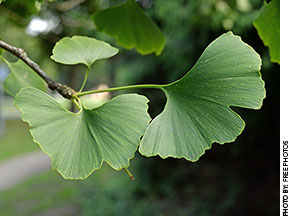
[139,31,265,162]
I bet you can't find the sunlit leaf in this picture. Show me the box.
[51,36,119,68]
[15,87,150,179]
[139,32,265,161]
[253,0,280,64]
[93,0,166,55]
[3,58,46,96]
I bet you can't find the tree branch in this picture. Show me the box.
[0,40,76,99]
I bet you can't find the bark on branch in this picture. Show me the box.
[0,40,76,99]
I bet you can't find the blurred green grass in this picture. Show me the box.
[0,120,38,161]
[0,164,133,216]
[0,170,80,216]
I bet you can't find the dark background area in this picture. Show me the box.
[0,0,279,215]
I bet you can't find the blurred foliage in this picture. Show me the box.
[3,59,46,96]
[0,0,279,215]
[77,155,245,216]
[253,0,280,64]
[92,0,166,56]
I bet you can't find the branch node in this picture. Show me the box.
[48,82,76,99]
[18,48,27,59]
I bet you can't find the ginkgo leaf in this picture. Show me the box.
[93,0,166,55]
[50,36,119,68]
[139,32,265,161]
[15,87,150,179]
[253,0,280,64]
[3,58,46,96]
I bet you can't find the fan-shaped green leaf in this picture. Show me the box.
[15,87,150,179]
[3,58,46,96]
[139,32,265,161]
[253,0,280,64]
[92,0,166,55]
[50,36,119,67]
